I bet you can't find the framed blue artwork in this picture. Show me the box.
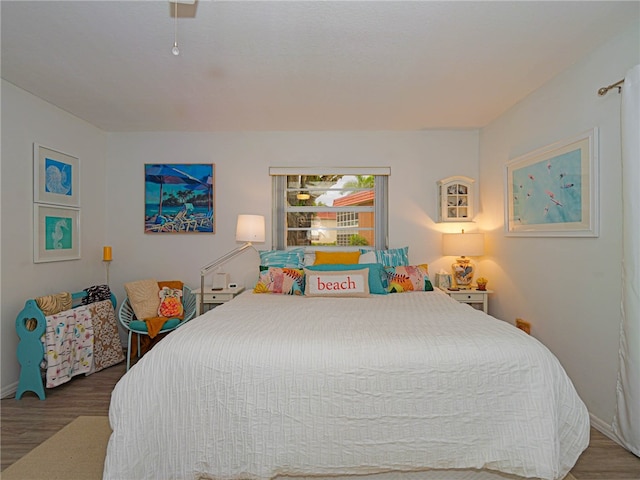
[505,128,599,237]
[33,144,80,207]
[144,163,215,234]
[33,204,80,263]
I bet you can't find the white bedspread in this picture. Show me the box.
[104,290,589,480]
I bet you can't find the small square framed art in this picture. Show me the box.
[33,144,80,207]
[33,204,81,263]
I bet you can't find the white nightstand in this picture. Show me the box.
[194,286,245,315]
[444,288,493,314]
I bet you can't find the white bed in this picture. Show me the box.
[104,289,589,480]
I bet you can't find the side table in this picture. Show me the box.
[444,288,493,314]
[194,286,245,315]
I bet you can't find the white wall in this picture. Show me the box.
[1,98,479,394]
[1,80,109,396]
[105,130,479,302]
[477,23,639,433]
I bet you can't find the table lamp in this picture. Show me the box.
[442,230,484,289]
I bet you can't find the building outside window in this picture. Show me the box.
[270,168,389,251]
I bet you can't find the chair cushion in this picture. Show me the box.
[129,318,181,333]
[124,279,160,320]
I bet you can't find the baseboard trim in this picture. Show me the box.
[1,380,18,399]
[590,412,625,447]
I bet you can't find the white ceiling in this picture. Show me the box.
[2,1,638,132]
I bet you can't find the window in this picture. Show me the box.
[270,167,390,251]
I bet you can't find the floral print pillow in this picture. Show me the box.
[385,264,434,293]
[254,267,305,295]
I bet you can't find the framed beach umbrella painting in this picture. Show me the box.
[144,163,215,234]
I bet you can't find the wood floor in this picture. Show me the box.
[2,362,639,479]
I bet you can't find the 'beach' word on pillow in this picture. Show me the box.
[259,248,305,268]
[313,250,361,265]
[304,268,370,297]
[359,247,409,267]
[386,264,434,293]
[158,286,184,318]
[305,263,388,295]
[254,267,305,295]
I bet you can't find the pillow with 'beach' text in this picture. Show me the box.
[304,268,370,298]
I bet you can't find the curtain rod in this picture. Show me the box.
[598,78,625,96]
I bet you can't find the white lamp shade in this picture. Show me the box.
[442,232,484,257]
[235,214,265,243]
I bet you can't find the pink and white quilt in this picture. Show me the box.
[41,304,94,388]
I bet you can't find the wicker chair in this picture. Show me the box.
[118,285,197,370]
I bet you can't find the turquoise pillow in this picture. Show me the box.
[305,263,388,295]
[360,247,409,267]
[129,318,181,333]
[259,248,305,268]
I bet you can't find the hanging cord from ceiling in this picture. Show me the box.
[598,79,625,96]
[172,1,180,56]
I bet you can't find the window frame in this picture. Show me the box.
[270,167,390,251]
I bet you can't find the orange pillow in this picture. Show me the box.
[158,280,184,320]
[313,251,361,265]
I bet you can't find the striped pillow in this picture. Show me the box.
[359,246,409,267]
[259,248,305,268]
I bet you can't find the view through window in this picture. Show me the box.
[271,169,389,250]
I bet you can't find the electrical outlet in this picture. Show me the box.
[516,318,531,335]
